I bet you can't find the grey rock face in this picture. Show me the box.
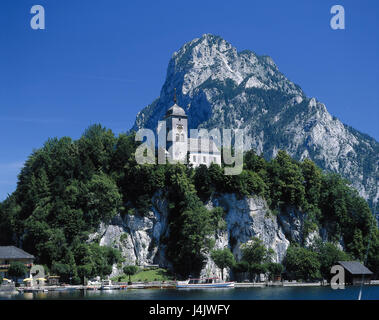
[88,191,171,278]
[132,34,379,215]
[91,192,311,278]
[209,194,289,263]
[201,193,291,280]
[277,206,305,244]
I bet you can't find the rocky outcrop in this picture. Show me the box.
[200,194,290,279]
[209,194,289,263]
[90,192,327,279]
[88,191,171,278]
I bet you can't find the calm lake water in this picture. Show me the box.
[1,286,379,300]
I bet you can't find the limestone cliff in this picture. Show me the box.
[89,192,327,279]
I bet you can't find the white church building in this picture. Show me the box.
[161,93,221,167]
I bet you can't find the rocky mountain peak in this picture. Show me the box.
[132,34,379,215]
[162,33,298,100]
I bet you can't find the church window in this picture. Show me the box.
[193,155,196,162]
[176,133,180,142]
[181,134,184,142]
[203,156,206,163]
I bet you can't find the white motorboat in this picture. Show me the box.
[176,277,234,289]
[100,279,113,290]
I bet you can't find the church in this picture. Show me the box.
[161,92,221,167]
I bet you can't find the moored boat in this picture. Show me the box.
[86,279,101,290]
[176,277,234,289]
[100,279,113,290]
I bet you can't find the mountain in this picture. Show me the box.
[132,34,379,215]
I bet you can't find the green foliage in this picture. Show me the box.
[123,265,139,276]
[232,261,249,274]
[123,265,139,283]
[192,165,215,200]
[238,237,274,281]
[0,125,377,279]
[115,268,172,283]
[72,242,120,281]
[312,241,351,279]
[248,263,268,280]
[164,164,215,278]
[51,262,72,282]
[211,248,235,279]
[284,245,321,280]
[82,172,122,228]
[266,263,284,279]
[8,262,28,279]
[266,150,306,209]
[168,206,214,277]
[209,207,226,231]
[367,234,379,278]
[240,237,273,265]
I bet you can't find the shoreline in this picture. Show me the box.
[2,280,378,294]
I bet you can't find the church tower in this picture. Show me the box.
[165,89,188,163]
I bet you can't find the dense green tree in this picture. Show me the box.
[232,261,249,274]
[51,262,72,283]
[312,241,351,279]
[243,150,266,173]
[266,150,306,209]
[77,124,116,176]
[122,164,165,214]
[8,262,28,280]
[82,173,122,227]
[246,263,265,282]
[266,262,284,280]
[240,237,273,265]
[111,133,138,172]
[0,196,19,244]
[165,164,215,277]
[284,245,321,281]
[211,248,235,280]
[367,233,379,278]
[193,164,214,200]
[301,159,322,210]
[239,237,274,282]
[123,265,139,283]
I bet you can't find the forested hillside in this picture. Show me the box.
[0,124,378,282]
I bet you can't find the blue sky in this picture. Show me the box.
[0,0,378,200]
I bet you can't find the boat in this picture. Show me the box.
[86,279,101,290]
[100,279,113,290]
[176,277,235,289]
[19,287,48,293]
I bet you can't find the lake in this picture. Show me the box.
[1,285,379,300]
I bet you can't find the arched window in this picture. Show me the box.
[181,133,184,142]
[176,133,180,142]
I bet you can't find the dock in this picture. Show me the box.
[235,281,323,287]
[235,282,266,288]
